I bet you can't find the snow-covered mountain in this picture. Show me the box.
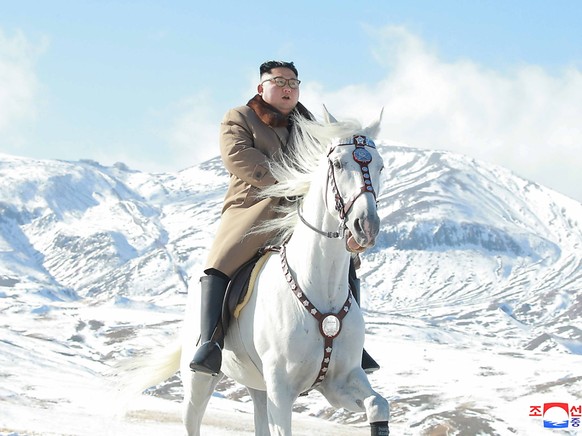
[1,145,581,435]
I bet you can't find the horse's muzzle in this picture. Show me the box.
[346,213,380,252]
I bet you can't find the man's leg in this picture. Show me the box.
[189,270,229,376]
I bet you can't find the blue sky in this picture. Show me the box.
[2,1,582,202]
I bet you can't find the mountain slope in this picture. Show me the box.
[1,145,581,435]
[362,146,582,355]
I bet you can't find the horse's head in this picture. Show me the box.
[323,107,384,253]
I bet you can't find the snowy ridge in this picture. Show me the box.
[1,146,581,435]
[364,145,581,355]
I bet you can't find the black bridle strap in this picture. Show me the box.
[298,135,378,239]
[328,135,378,220]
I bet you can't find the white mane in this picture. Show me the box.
[256,114,373,245]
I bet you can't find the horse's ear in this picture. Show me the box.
[363,107,384,138]
[322,104,338,124]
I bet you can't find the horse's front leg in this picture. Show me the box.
[321,368,390,436]
[263,369,300,436]
[266,391,295,436]
[247,387,270,436]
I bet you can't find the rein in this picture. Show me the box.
[278,244,353,389]
[297,202,343,239]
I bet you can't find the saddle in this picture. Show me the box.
[220,247,277,334]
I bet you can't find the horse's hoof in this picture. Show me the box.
[370,421,389,436]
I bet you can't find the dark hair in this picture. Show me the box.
[259,60,298,77]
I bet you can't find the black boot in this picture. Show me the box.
[189,273,229,376]
[349,258,380,374]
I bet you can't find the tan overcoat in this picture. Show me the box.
[205,95,312,277]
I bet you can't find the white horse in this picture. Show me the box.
[120,109,389,436]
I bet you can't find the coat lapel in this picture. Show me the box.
[247,94,314,149]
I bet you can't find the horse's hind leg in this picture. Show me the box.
[247,387,270,436]
[322,369,390,435]
[181,369,223,436]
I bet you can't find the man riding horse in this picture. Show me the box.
[189,60,380,376]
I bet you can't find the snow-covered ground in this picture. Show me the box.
[1,145,581,435]
[1,296,580,435]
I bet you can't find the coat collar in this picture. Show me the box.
[247,94,314,128]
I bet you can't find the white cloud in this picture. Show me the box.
[0,29,43,133]
[163,92,221,166]
[158,74,260,172]
[302,26,582,202]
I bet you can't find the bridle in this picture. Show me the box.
[297,134,379,239]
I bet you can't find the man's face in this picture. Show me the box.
[258,67,300,116]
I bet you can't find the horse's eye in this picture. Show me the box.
[333,159,342,170]
[380,165,385,173]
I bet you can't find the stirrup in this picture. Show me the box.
[189,341,222,376]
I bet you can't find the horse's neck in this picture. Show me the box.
[285,187,351,312]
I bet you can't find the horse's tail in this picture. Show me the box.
[109,340,182,414]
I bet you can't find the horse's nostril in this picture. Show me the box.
[354,218,363,234]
